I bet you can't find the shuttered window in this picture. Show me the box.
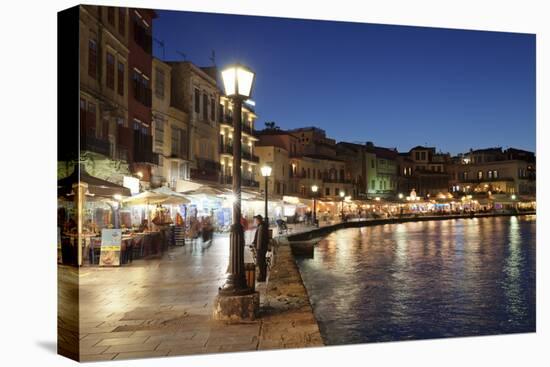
[106,52,115,89]
[88,39,97,79]
[117,62,124,96]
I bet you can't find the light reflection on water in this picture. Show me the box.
[296,216,536,345]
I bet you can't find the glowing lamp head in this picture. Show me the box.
[398,193,404,199]
[311,185,318,193]
[136,171,144,179]
[221,64,256,99]
[511,194,517,200]
[339,191,345,198]
[260,165,272,177]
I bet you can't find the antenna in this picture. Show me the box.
[209,50,216,66]
[153,38,165,59]
[176,50,187,61]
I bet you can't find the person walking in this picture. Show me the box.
[251,214,268,282]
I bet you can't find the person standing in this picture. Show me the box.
[251,214,268,282]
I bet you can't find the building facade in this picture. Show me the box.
[125,8,158,183]
[219,97,260,188]
[448,147,536,195]
[78,5,132,182]
[169,62,221,183]
[151,58,190,189]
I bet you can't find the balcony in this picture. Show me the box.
[322,177,352,184]
[191,158,221,182]
[219,144,259,163]
[220,175,259,188]
[242,150,260,163]
[133,130,159,165]
[81,133,111,157]
[220,143,233,155]
[242,124,253,135]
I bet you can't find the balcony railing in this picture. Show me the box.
[322,177,352,184]
[220,143,233,155]
[220,115,254,135]
[219,144,259,163]
[81,134,111,157]
[242,150,260,163]
[220,175,259,187]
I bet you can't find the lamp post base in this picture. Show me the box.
[212,291,260,322]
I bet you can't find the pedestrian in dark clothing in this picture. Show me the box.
[252,214,268,282]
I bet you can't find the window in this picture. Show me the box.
[307,168,310,178]
[488,170,493,179]
[107,7,115,25]
[462,172,468,180]
[87,102,96,136]
[106,52,115,89]
[478,170,483,180]
[132,70,151,106]
[203,93,208,121]
[335,188,340,196]
[325,187,330,196]
[116,117,126,127]
[179,162,186,180]
[371,160,375,168]
[415,152,420,160]
[194,89,200,113]
[421,151,426,160]
[80,98,87,132]
[118,8,125,36]
[171,126,181,157]
[133,15,152,53]
[493,170,498,179]
[154,118,164,150]
[210,97,215,121]
[88,39,97,79]
[117,62,124,96]
[371,179,375,188]
[155,68,165,98]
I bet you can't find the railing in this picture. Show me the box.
[242,150,260,163]
[242,124,253,135]
[243,178,259,188]
[220,143,233,155]
[220,175,259,187]
[81,134,111,157]
[458,177,514,183]
[322,178,352,184]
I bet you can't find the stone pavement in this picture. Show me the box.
[58,232,323,362]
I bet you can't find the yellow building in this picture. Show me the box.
[77,5,131,182]
[151,58,190,189]
[219,97,260,188]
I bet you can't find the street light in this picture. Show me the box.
[339,190,345,220]
[311,185,318,226]
[261,165,272,228]
[218,63,256,297]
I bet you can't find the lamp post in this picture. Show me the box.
[311,185,318,226]
[339,190,345,221]
[260,165,272,227]
[218,64,256,297]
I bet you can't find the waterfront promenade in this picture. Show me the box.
[58,232,323,361]
[58,211,534,361]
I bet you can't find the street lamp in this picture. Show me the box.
[339,190,345,220]
[218,64,256,297]
[311,185,318,226]
[261,165,272,227]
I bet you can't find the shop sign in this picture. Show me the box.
[99,229,122,266]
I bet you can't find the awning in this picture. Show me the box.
[58,165,131,199]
